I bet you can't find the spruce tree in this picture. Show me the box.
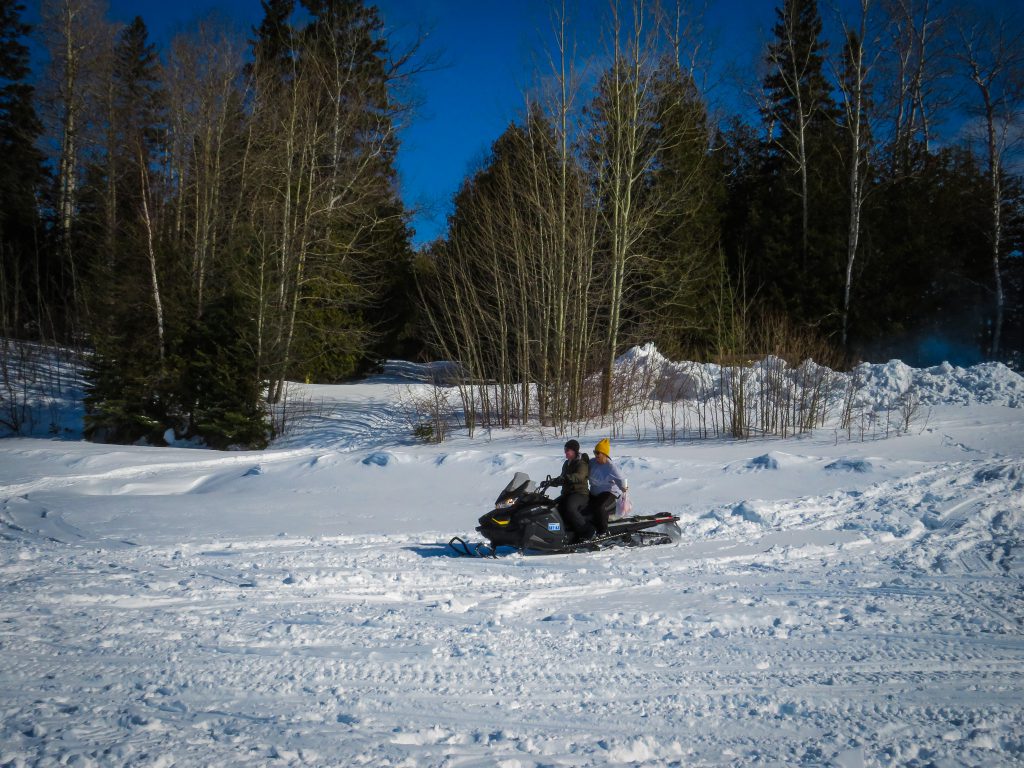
[84,16,172,445]
[251,0,295,75]
[0,0,46,337]
[642,61,724,358]
[1003,173,1024,368]
[760,0,845,332]
[857,147,990,363]
[110,16,164,231]
[178,291,268,449]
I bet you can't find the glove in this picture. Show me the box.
[549,475,564,487]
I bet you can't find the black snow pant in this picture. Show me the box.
[559,492,594,540]
[588,492,617,534]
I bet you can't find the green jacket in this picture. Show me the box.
[559,453,590,496]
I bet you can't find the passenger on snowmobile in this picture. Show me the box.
[587,438,627,534]
[548,439,594,539]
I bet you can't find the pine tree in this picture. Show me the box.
[719,116,768,286]
[78,16,164,272]
[299,0,412,378]
[178,291,268,449]
[110,16,164,232]
[1003,173,1024,367]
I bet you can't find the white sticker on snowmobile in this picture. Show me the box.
[548,523,561,531]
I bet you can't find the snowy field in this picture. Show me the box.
[1,356,1023,767]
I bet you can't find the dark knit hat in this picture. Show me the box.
[564,439,580,454]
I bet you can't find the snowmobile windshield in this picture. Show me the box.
[497,472,535,504]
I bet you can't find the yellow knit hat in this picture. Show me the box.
[594,438,611,457]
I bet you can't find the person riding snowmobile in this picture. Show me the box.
[549,439,594,540]
[587,438,627,535]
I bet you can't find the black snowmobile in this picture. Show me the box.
[449,472,681,557]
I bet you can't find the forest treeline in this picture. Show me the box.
[1,0,1022,446]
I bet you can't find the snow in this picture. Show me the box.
[1,351,1023,766]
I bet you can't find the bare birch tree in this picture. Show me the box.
[954,6,1024,359]
[589,0,664,416]
[164,20,246,319]
[833,0,882,349]
[880,0,952,168]
[244,3,415,404]
[40,0,113,323]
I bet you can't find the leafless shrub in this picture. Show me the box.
[700,300,849,440]
[268,383,336,440]
[607,354,660,440]
[839,366,864,438]
[898,385,922,434]
[397,383,457,443]
[652,361,696,444]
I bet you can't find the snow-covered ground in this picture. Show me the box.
[1,356,1023,767]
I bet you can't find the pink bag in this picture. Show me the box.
[616,490,633,518]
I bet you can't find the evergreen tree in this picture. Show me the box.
[83,16,173,444]
[0,0,46,337]
[1003,172,1024,368]
[301,0,412,377]
[109,16,164,236]
[641,61,724,358]
[719,117,768,288]
[178,291,268,449]
[251,0,295,75]
[855,147,990,363]
[759,0,846,332]
[78,16,164,269]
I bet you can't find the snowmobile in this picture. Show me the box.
[449,472,682,557]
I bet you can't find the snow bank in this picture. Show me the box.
[853,359,1024,408]
[617,342,1024,410]
[5,342,1021,444]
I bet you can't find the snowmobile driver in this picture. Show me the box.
[549,439,595,541]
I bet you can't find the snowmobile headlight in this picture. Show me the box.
[501,497,516,507]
